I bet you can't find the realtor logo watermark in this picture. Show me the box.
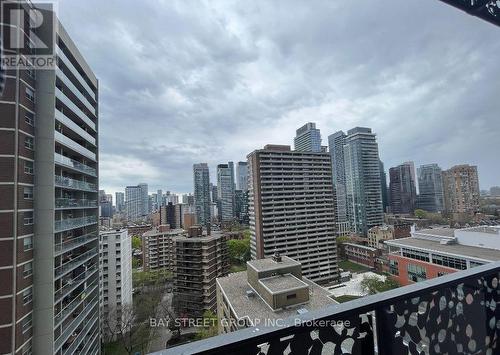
[1,1,57,69]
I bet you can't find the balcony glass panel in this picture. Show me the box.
[54,215,97,233]
[54,279,98,327]
[55,232,98,255]
[54,247,97,278]
[54,175,97,192]
[54,265,97,303]
[54,153,97,177]
[55,198,98,209]
[54,296,98,351]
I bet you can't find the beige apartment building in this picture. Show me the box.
[442,164,480,219]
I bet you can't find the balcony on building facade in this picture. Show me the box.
[56,45,97,101]
[55,232,98,255]
[55,247,97,279]
[54,265,98,303]
[55,174,97,192]
[54,215,98,233]
[54,152,97,177]
[155,261,500,355]
[55,198,98,209]
[55,131,96,161]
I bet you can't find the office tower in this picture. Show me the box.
[138,183,149,214]
[248,145,338,284]
[294,122,322,152]
[211,183,218,203]
[157,189,163,206]
[343,127,384,235]
[125,185,143,221]
[236,161,248,191]
[173,226,229,318]
[389,162,417,214]
[0,5,100,352]
[99,229,133,338]
[235,190,249,225]
[417,164,444,212]
[164,202,176,228]
[217,164,235,222]
[442,165,480,216]
[193,163,211,226]
[328,131,348,228]
[379,160,389,212]
[115,192,125,212]
[174,204,183,229]
[183,213,196,230]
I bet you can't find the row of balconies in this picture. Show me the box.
[54,215,97,233]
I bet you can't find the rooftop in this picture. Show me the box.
[216,271,336,325]
[258,274,308,294]
[413,227,456,238]
[386,237,500,262]
[247,256,301,272]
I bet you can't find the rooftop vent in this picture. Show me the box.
[272,251,282,262]
[246,290,255,298]
[440,237,457,245]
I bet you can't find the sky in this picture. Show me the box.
[58,0,500,196]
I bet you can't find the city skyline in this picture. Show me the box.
[58,0,500,194]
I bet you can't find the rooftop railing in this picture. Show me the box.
[154,261,500,355]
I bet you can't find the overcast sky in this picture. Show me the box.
[59,0,500,196]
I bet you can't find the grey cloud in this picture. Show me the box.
[59,0,500,194]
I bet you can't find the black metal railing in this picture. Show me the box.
[152,261,500,355]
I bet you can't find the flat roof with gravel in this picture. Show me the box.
[217,271,337,325]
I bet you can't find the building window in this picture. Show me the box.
[407,264,426,283]
[25,111,35,126]
[26,67,35,79]
[22,288,33,305]
[23,236,33,251]
[21,314,32,334]
[389,259,399,276]
[25,87,35,102]
[437,272,449,277]
[23,262,33,278]
[24,160,34,175]
[469,261,484,268]
[24,137,34,150]
[402,248,430,262]
[431,254,467,270]
[286,293,297,300]
[23,212,34,225]
[23,187,33,200]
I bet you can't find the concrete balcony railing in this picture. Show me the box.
[154,261,500,355]
[54,215,97,233]
[54,153,97,177]
[55,131,96,161]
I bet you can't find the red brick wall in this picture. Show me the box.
[388,254,457,286]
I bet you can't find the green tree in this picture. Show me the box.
[196,310,218,340]
[227,237,250,263]
[360,275,399,295]
[132,235,141,250]
[414,209,427,219]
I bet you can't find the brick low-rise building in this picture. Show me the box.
[343,243,381,268]
[386,226,500,286]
